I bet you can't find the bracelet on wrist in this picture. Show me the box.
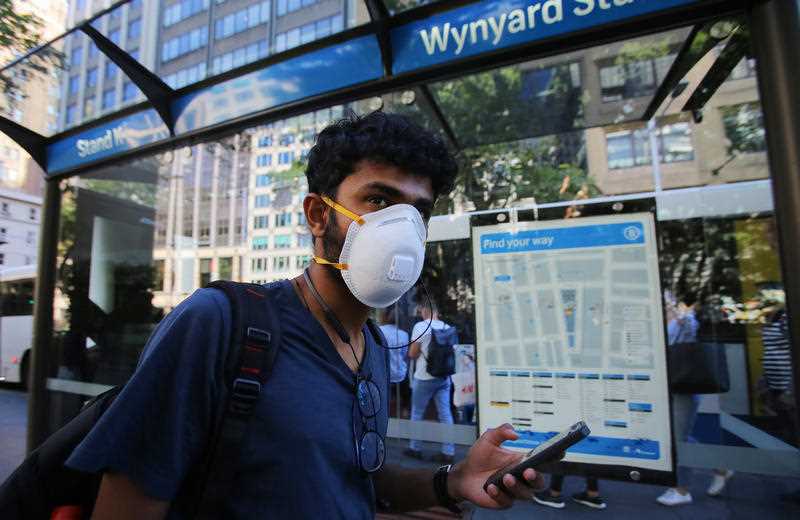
[433,464,462,515]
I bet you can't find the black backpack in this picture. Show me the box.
[0,281,284,520]
[425,325,459,378]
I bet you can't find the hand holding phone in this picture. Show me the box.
[483,421,591,494]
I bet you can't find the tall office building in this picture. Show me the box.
[0,0,68,268]
[144,0,367,309]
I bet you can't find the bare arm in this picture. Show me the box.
[91,473,170,520]
[375,425,546,513]
[408,341,422,360]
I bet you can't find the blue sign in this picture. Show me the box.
[47,109,170,175]
[172,35,383,134]
[505,430,661,460]
[479,221,646,255]
[392,0,703,74]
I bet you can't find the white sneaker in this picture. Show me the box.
[657,488,693,506]
[707,470,734,496]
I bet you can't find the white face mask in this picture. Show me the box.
[314,196,427,308]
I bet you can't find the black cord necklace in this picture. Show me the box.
[298,271,362,372]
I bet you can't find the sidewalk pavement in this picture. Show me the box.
[383,438,800,520]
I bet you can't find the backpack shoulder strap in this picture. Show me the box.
[193,281,284,519]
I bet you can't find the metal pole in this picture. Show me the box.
[26,179,61,452]
[748,0,800,443]
[648,119,663,193]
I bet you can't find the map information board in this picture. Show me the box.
[474,213,672,474]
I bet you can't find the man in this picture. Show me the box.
[406,301,457,463]
[68,112,543,518]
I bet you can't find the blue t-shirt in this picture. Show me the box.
[67,280,389,518]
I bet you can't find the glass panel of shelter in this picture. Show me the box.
[43,11,797,480]
[83,0,372,93]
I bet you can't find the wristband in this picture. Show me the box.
[433,464,462,515]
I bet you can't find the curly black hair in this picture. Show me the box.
[305,111,458,200]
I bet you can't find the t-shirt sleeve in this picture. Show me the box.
[411,321,429,344]
[66,288,232,501]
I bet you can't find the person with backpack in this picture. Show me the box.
[405,300,459,464]
[7,112,546,519]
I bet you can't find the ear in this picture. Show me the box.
[304,193,329,240]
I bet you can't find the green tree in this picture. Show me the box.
[0,0,63,100]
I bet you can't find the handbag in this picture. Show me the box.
[667,342,730,394]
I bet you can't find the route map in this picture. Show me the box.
[473,213,672,473]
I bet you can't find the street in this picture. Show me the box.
[0,385,27,483]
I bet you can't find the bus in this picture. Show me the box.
[0,265,35,388]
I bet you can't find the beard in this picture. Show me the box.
[320,209,348,288]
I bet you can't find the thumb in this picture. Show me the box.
[483,424,519,447]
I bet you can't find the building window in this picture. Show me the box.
[163,62,207,89]
[163,0,209,28]
[84,97,96,118]
[295,254,311,269]
[278,151,294,165]
[252,237,269,250]
[272,255,290,271]
[0,253,4,265]
[88,41,99,59]
[68,75,79,96]
[153,259,165,291]
[275,15,343,52]
[254,215,269,229]
[199,258,212,287]
[104,61,117,81]
[256,174,272,187]
[274,234,292,249]
[128,18,141,40]
[102,89,116,110]
[256,154,272,168]
[86,67,98,90]
[606,120,694,170]
[1,203,8,214]
[297,233,311,248]
[214,1,270,41]
[109,29,120,45]
[599,54,675,102]
[26,231,36,244]
[254,194,270,208]
[274,212,291,227]
[162,27,208,63]
[219,257,233,279]
[258,135,273,147]
[277,0,315,16]
[722,103,766,154]
[66,103,77,125]
[296,212,306,226]
[29,207,37,221]
[279,133,294,146]
[123,81,138,101]
[70,46,82,66]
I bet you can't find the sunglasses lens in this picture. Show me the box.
[357,380,381,418]
[359,430,385,473]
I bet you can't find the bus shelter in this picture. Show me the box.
[1,0,799,495]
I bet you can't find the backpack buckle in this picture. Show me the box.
[246,327,271,348]
[230,378,261,415]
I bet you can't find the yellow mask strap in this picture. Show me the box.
[313,256,348,270]
[321,195,365,226]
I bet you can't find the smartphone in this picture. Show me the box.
[483,421,591,494]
